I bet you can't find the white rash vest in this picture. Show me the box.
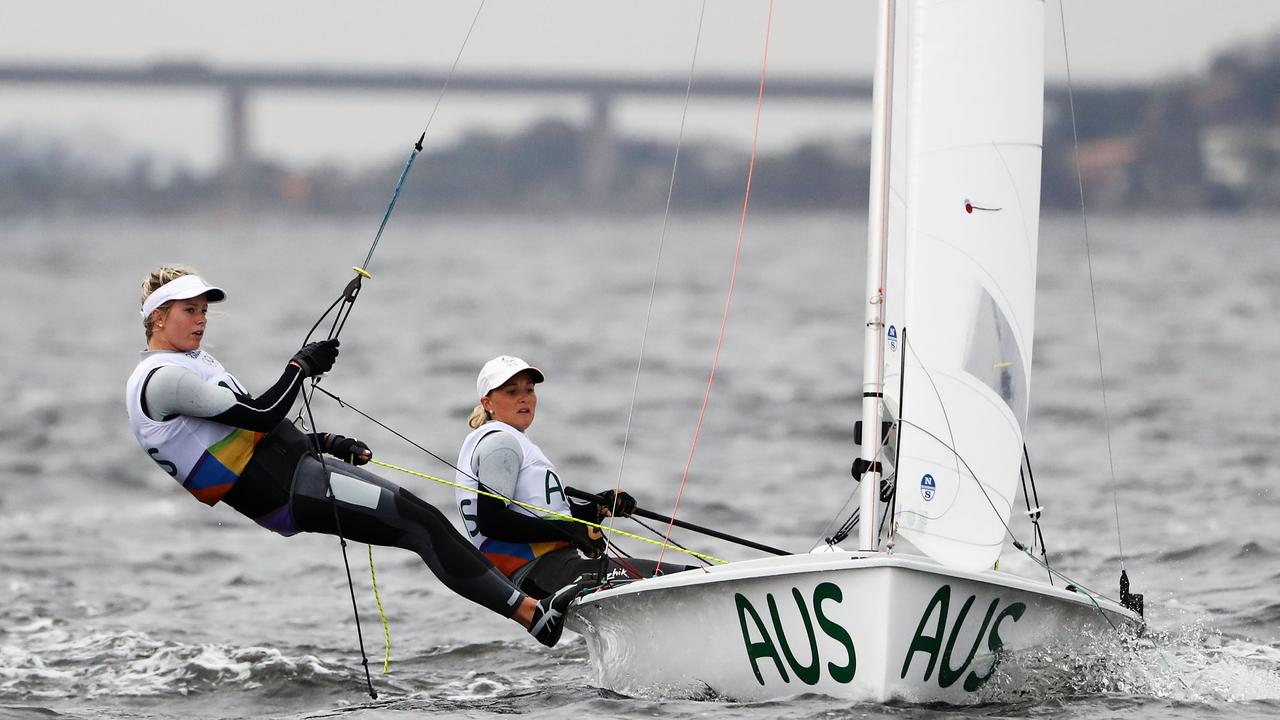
[455,421,573,576]
[125,349,267,505]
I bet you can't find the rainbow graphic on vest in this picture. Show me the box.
[481,538,574,578]
[183,428,266,505]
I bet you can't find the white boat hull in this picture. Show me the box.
[566,552,1139,703]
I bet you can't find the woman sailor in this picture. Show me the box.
[125,265,577,646]
[456,355,684,598]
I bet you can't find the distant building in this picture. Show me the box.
[1190,35,1280,208]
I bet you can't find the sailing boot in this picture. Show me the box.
[528,579,583,647]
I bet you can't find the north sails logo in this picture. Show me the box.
[920,473,937,501]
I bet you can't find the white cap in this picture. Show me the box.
[141,274,226,318]
[476,355,544,398]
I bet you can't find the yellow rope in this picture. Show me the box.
[369,459,728,565]
[367,545,391,673]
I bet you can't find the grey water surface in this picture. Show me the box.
[2,211,1278,719]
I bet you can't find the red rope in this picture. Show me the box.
[657,0,774,570]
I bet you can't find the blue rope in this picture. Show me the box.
[362,133,423,273]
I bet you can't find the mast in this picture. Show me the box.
[858,0,896,551]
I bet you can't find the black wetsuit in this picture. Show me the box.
[140,353,526,618]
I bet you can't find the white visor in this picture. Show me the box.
[477,355,544,398]
[140,275,226,318]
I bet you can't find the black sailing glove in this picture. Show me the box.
[322,434,372,465]
[565,522,606,559]
[595,489,637,518]
[291,339,340,377]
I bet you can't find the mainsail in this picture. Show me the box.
[882,0,1045,572]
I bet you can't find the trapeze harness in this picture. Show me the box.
[125,348,524,617]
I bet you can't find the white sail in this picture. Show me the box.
[885,0,1045,572]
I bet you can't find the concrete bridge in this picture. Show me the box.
[0,61,1146,205]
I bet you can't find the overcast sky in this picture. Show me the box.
[4,1,1279,171]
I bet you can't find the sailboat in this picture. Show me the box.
[565,0,1143,703]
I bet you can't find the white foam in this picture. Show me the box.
[1,625,345,699]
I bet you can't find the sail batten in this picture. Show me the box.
[883,0,1045,572]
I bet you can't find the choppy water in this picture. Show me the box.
[2,211,1279,719]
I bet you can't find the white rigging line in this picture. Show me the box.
[418,0,488,140]
[357,0,488,273]
[613,0,709,493]
[1058,0,1126,567]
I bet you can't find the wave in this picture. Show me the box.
[0,628,350,701]
[980,619,1280,706]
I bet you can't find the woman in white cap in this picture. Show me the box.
[126,265,578,647]
[456,355,681,599]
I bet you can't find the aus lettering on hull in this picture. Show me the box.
[734,582,1025,695]
[735,582,857,687]
[900,585,1025,692]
